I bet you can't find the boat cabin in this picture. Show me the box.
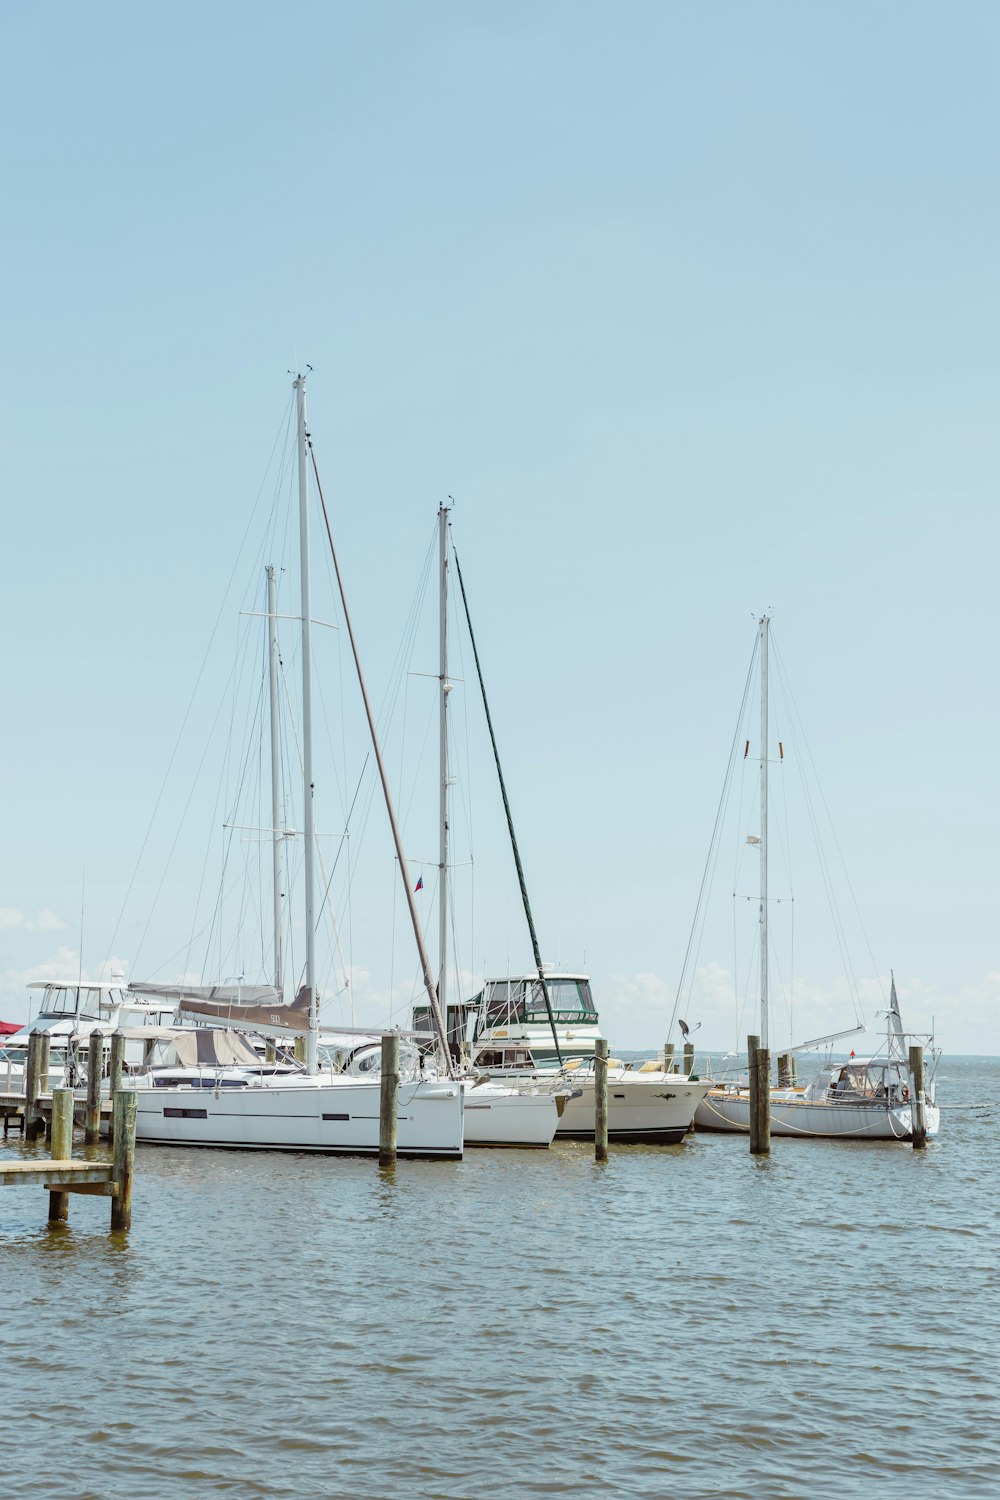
[466,974,601,1072]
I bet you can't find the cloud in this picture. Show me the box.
[595,962,1000,1056]
[0,907,67,933]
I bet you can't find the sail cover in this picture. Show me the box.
[129,983,313,1036]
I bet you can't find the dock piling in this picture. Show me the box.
[595,1038,609,1162]
[48,1088,74,1222]
[663,1042,675,1074]
[379,1032,399,1167]
[107,1033,125,1146]
[748,1034,771,1155]
[85,1031,103,1144]
[24,1032,44,1141]
[683,1041,695,1077]
[908,1044,927,1149]
[777,1052,792,1087]
[110,1090,137,1232]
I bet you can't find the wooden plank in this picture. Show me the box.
[59,1181,118,1197]
[0,1162,113,1188]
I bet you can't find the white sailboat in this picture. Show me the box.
[691,615,940,1141]
[127,375,464,1157]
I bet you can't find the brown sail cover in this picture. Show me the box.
[129,983,313,1036]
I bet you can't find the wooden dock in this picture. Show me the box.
[1,1087,137,1231]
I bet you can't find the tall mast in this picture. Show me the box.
[759,613,769,1050]
[294,374,318,1073]
[450,537,564,1066]
[438,503,450,1037]
[308,447,457,1079]
[265,564,284,997]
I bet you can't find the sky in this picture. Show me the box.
[1,1,997,1054]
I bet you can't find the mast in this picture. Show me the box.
[438,503,450,1039]
[759,613,769,1051]
[294,374,318,1074]
[451,537,564,1066]
[266,564,284,997]
[308,448,457,1079]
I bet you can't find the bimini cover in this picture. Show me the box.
[130,982,313,1036]
[163,1030,263,1068]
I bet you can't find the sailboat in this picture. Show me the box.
[424,521,712,1143]
[126,375,464,1157]
[690,615,940,1141]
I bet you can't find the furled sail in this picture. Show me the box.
[128,983,313,1036]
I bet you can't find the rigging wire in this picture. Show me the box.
[669,635,760,1043]
[771,629,885,1011]
[102,395,297,977]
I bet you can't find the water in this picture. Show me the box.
[1,1057,997,1499]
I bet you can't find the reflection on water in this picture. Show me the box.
[1,1057,997,1498]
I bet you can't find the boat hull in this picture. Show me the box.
[463,1083,558,1147]
[556,1072,712,1144]
[695,1089,941,1140]
[130,1076,464,1157]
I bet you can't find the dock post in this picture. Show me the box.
[663,1042,675,1074]
[379,1032,399,1167]
[908,1044,927,1150]
[595,1038,609,1162]
[110,1090,137,1232]
[24,1032,44,1141]
[748,1034,771,1155]
[48,1088,74,1222]
[777,1052,792,1087]
[107,1033,125,1146]
[85,1031,103,1144]
[265,1040,277,1065]
[294,1036,306,1067]
[683,1041,695,1077]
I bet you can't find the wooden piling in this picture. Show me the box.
[748,1035,771,1155]
[24,1032,44,1141]
[107,1032,125,1146]
[595,1038,609,1162]
[379,1032,399,1167]
[663,1042,675,1074]
[85,1031,104,1144]
[683,1042,695,1077]
[908,1043,927,1150]
[265,1040,277,1065]
[110,1090,137,1232]
[48,1088,74,1222]
[294,1036,306,1067]
[777,1052,792,1087]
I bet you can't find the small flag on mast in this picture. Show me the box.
[414,875,424,892]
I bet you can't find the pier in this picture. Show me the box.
[0,1086,137,1231]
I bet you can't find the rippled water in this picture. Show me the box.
[1,1056,997,1498]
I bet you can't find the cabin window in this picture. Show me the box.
[525,978,597,1023]
[162,1107,208,1120]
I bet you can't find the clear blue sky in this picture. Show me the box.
[1,1,997,1052]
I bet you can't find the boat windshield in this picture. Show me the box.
[479,977,597,1028]
[525,978,596,1023]
[831,1063,887,1100]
